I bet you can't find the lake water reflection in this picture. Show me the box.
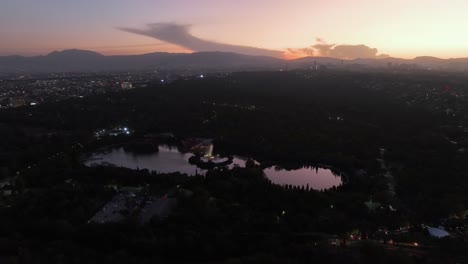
[85,145,205,175]
[265,167,342,190]
[85,145,342,190]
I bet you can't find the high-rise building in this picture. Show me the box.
[121,82,134,90]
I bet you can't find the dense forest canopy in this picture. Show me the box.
[0,70,467,263]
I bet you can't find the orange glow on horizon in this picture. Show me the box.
[2,1,468,58]
[283,51,309,60]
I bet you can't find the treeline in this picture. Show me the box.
[0,156,442,263]
[0,70,466,225]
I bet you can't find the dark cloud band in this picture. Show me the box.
[119,23,284,58]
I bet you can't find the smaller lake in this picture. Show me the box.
[85,145,342,190]
[265,167,342,190]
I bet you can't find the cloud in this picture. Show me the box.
[119,23,284,58]
[323,44,388,59]
[288,39,389,60]
[120,24,388,60]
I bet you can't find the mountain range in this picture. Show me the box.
[1,49,468,73]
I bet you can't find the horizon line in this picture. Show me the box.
[2,48,468,61]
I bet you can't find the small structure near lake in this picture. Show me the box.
[427,227,450,238]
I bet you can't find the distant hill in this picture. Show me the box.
[0,50,284,73]
[1,49,468,73]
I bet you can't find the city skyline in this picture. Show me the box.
[2,0,468,59]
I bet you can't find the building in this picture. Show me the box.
[11,97,27,107]
[88,192,143,224]
[89,192,177,225]
[182,138,214,157]
[121,82,134,90]
[139,197,178,224]
[427,227,450,238]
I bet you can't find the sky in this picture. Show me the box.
[1,0,468,59]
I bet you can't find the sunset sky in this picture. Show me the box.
[1,0,468,59]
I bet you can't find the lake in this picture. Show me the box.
[265,167,342,190]
[85,145,342,190]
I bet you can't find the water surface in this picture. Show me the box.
[86,146,342,190]
[265,167,342,190]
